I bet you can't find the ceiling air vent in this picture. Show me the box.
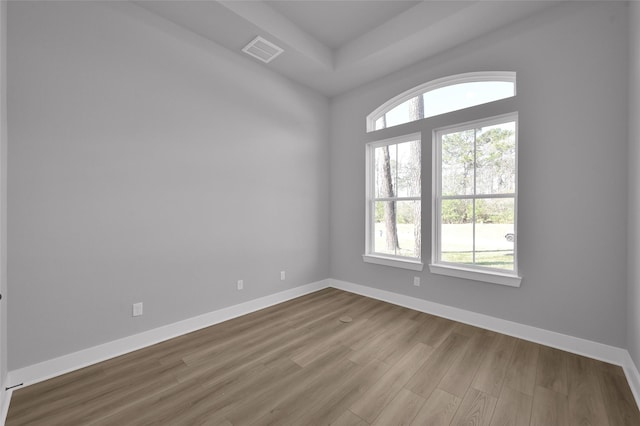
[242,36,284,64]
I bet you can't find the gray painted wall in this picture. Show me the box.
[7,1,330,369]
[330,1,629,348]
[629,1,640,369]
[1,0,7,395]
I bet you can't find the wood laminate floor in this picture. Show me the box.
[6,288,640,425]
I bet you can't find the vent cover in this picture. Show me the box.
[242,36,284,64]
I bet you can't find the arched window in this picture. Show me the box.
[364,71,520,286]
[366,72,516,132]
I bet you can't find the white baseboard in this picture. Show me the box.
[329,279,629,366]
[623,351,640,408]
[0,375,10,426]
[6,279,329,390]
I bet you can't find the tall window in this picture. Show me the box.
[365,72,520,284]
[432,113,518,283]
[365,134,422,269]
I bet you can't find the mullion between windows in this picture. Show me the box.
[473,128,477,265]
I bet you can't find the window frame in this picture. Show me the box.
[366,71,516,133]
[430,112,521,287]
[363,132,424,271]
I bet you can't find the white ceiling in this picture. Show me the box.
[267,1,420,49]
[135,0,561,97]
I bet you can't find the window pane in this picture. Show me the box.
[475,198,515,270]
[374,201,396,256]
[441,199,473,265]
[374,200,421,259]
[374,145,397,198]
[476,121,516,195]
[423,81,514,119]
[384,95,424,129]
[374,116,385,131]
[395,140,421,197]
[397,200,421,258]
[371,77,515,131]
[441,129,475,196]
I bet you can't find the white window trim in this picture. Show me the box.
[429,263,521,287]
[431,112,521,287]
[363,254,424,271]
[366,71,516,133]
[364,132,423,270]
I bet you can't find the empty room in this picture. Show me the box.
[1,0,640,424]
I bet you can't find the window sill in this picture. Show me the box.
[363,254,424,271]
[429,263,522,287]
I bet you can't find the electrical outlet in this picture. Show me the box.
[237,279,244,290]
[413,276,421,287]
[132,302,143,317]
[280,271,286,281]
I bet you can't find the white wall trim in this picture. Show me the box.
[1,387,11,426]
[330,279,629,366]
[6,279,329,390]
